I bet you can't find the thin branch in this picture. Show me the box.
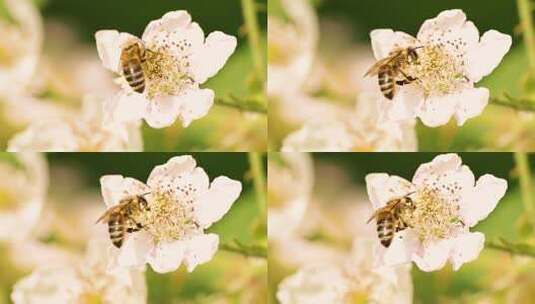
[486,239,535,258]
[518,0,535,72]
[214,95,267,114]
[515,152,535,230]
[241,0,266,83]
[248,152,266,217]
[490,96,535,112]
[220,240,267,258]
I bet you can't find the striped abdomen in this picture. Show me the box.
[121,45,146,94]
[108,213,126,248]
[376,213,395,247]
[378,67,396,100]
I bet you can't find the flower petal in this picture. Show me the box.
[142,10,193,41]
[378,230,419,267]
[147,240,185,273]
[466,30,512,83]
[182,233,219,272]
[175,88,215,127]
[103,92,147,130]
[459,174,507,227]
[417,93,458,127]
[454,87,489,126]
[384,85,423,122]
[100,175,149,207]
[417,10,479,51]
[370,29,417,60]
[194,176,242,228]
[95,30,139,73]
[412,238,454,272]
[449,232,484,271]
[418,9,467,36]
[365,173,415,210]
[116,231,153,269]
[143,95,182,128]
[147,155,197,188]
[190,31,237,84]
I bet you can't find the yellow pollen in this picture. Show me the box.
[141,49,194,100]
[138,192,200,243]
[406,44,468,97]
[406,187,463,241]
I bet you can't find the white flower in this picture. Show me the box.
[268,153,313,240]
[0,0,43,97]
[95,10,237,128]
[7,96,142,152]
[366,153,507,271]
[11,236,147,304]
[100,155,242,273]
[282,93,417,152]
[0,153,48,241]
[277,239,413,304]
[268,0,318,97]
[370,9,512,127]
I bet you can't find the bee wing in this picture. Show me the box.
[364,53,401,77]
[95,204,125,224]
[366,199,401,223]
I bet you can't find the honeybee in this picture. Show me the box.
[364,46,422,100]
[120,41,148,94]
[366,192,417,248]
[96,194,151,248]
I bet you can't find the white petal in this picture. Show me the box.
[183,233,219,272]
[459,174,507,227]
[95,30,139,73]
[380,230,418,267]
[142,11,193,41]
[449,232,484,271]
[454,87,490,126]
[466,30,512,83]
[418,9,467,36]
[143,95,182,128]
[413,153,462,183]
[417,94,458,127]
[104,92,147,124]
[190,31,237,83]
[413,238,454,272]
[194,176,242,228]
[147,240,185,273]
[370,29,417,60]
[365,173,414,210]
[417,10,479,51]
[147,155,197,188]
[175,88,215,127]
[117,231,153,268]
[385,85,423,122]
[100,175,150,207]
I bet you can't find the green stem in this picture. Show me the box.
[220,240,267,258]
[241,0,265,83]
[514,152,535,230]
[248,152,266,217]
[518,0,535,71]
[490,96,535,112]
[214,96,267,114]
[486,239,535,258]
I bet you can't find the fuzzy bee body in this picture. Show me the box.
[121,42,147,94]
[365,47,421,100]
[96,195,151,248]
[367,194,416,248]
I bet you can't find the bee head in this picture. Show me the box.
[138,192,151,211]
[408,46,423,62]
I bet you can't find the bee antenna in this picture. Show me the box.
[140,191,151,197]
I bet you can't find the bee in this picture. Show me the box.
[366,192,417,248]
[364,46,422,100]
[96,194,151,248]
[120,41,148,94]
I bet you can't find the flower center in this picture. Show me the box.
[79,292,103,304]
[405,187,463,241]
[0,188,20,212]
[140,192,200,243]
[268,17,301,66]
[141,48,194,100]
[406,44,468,97]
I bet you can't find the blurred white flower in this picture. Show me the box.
[7,96,142,152]
[282,93,417,152]
[277,238,413,304]
[100,155,242,273]
[95,10,237,128]
[370,9,512,127]
[0,153,47,241]
[268,0,318,97]
[268,153,313,240]
[11,235,147,304]
[366,153,507,271]
[0,0,43,97]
